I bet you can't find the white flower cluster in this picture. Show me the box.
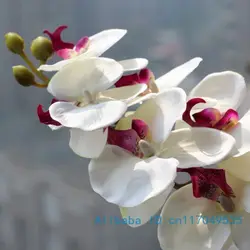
[36,28,250,250]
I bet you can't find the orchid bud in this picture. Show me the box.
[5,32,24,54]
[12,65,35,87]
[30,36,53,62]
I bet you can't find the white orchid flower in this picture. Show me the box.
[38,29,127,72]
[158,169,250,250]
[175,71,250,184]
[40,57,150,159]
[113,57,203,106]
[175,71,246,129]
[154,71,250,250]
[217,85,250,182]
[88,88,235,225]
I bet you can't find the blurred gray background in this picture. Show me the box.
[1,0,250,249]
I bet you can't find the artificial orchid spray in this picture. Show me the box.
[5,25,250,250]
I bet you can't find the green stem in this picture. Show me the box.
[20,52,49,84]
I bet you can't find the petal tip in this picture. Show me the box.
[37,64,54,72]
[119,58,149,73]
[189,57,203,66]
[194,57,203,62]
[116,29,127,35]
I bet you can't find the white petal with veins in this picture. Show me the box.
[47,57,123,101]
[49,101,127,131]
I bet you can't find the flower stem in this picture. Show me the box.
[174,181,192,190]
[20,52,49,84]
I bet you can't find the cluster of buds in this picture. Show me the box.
[5,31,53,87]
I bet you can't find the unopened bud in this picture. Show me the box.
[12,65,35,87]
[5,32,24,54]
[30,36,53,62]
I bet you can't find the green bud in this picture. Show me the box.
[5,32,24,54]
[12,65,35,87]
[30,36,53,62]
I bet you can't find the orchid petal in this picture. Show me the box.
[133,88,187,143]
[183,98,224,128]
[214,109,239,132]
[155,57,202,92]
[194,108,223,127]
[39,29,127,72]
[119,184,173,228]
[114,73,139,88]
[188,71,246,112]
[158,184,231,250]
[119,58,148,74]
[225,243,239,250]
[139,68,153,83]
[217,109,250,181]
[49,101,127,131]
[78,29,127,58]
[99,84,147,103]
[56,48,76,59]
[37,104,61,126]
[127,93,157,107]
[114,68,152,88]
[230,109,250,157]
[88,145,178,207]
[190,97,219,113]
[231,211,250,250]
[131,119,150,140]
[43,25,74,51]
[222,172,245,211]
[124,111,135,117]
[74,36,89,52]
[236,85,250,118]
[182,98,208,127]
[178,168,235,201]
[47,57,123,101]
[69,128,108,158]
[159,127,235,168]
[228,245,239,250]
[222,238,239,250]
[38,58,76,72]
[107,127,141,157]
[242,184,250,213]
[174,120,191,130]
[219,153,250,182]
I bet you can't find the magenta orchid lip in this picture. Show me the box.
[43,25,74,51]
[183,97,239,132]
